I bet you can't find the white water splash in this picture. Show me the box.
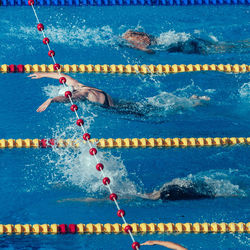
[42,83,138,196]
[155,30,191,47]
[19,25,117,48]
[146,91,194,111]
[239,82,250,102]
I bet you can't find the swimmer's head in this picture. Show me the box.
[122,30,138,41]
[122,30,151,46]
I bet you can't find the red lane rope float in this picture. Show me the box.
[28,1,139,249]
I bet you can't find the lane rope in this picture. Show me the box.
[0,137,249,148]
[28,1,140,249]
[2,64,249,74]
[0,0,249,6]
[0,222,249,234]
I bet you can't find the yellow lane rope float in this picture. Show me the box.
[2,64,249,74]
[0,137,249,149]
[0,222,249,234]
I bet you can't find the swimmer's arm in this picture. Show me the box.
[36,96,69,112]
[51,96,70,103]
[141,241,187,250]
[28,73,81,87]
[52,91,88,102]
[133,45,155,54]
[37,92,88,112]
[127,41,155,54]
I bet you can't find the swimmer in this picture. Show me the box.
[122,29,208,54]
[141,240,187,250]
[122,29,249,54]
[58,178,225,203]
[28,72,210,113]
[28,72,114,112]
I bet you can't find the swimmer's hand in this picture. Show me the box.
[36,98,52,112]
[141,241,156,246]
[28,73,44,79]
[141,240,187,250]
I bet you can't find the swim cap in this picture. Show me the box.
[58,86,73,96]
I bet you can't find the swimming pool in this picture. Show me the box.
[0,5,250,249]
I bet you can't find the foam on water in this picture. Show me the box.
[19,25,118,48]
[142,81,212,116]
[155,30,191,47]
[43,84,64,98]
[42,84,138,196]
[239,82,250,102]
[50,141,138,196]
[146,91,194,111]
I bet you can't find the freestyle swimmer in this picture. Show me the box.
[58,178,224,203]
[141,240,187,250]
[122,29,208,54]
[138,180,215,201]
[122,29,249,54]
[29,73,210,113]
[28,72,114,112]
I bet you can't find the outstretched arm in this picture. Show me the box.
[36,92,88,112]
[36,96,69,112]
[28,72,81,88]
[141,241,187,250]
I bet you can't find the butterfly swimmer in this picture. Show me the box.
[28,72,114,112]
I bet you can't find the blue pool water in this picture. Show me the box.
[0,6,250,249]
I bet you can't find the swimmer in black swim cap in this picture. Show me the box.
[139,180,215,201]
[58,179,217,203]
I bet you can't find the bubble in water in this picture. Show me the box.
[239,82,250,102]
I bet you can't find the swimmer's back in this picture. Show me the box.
[73,84,114,107]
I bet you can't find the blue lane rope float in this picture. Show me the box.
[0,0,249,6]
